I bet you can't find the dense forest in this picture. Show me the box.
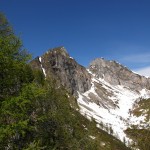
[0,13,130,150]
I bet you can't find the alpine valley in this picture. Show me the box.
[30,47,150,150]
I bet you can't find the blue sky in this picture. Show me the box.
[1,0,150,76]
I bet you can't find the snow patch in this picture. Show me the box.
[77,70,150,145]
[89,135,96,139]
[39,57,42,62]
[39,57,46,77]
[140,89,150,98]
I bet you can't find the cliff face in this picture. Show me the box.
[88,58,150,91]
[30,47,91,95]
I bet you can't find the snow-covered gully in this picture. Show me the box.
[77,70,150,146]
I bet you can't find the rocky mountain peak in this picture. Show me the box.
[88,58,150,91]
[30,47,91,96]
[46,46,69,57]
[89,58,124,70]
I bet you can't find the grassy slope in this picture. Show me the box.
[125,98,150,150]
[132,98,150,122]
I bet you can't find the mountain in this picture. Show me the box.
[30,47,150,150]
[31,47,91,96]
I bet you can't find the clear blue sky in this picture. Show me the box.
[1,0,150,75]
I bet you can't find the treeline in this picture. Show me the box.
[0,13,130,150]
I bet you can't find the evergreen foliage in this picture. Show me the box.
[0,13,33,101]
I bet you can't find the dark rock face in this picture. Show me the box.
[88,58,150,91]
[30,47,91,96]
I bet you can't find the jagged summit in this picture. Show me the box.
[31,47,150,93]
[46,46,69,57]
[30,46,91,95]
[89,57,125,67]
[88,58,132,77]
[88,57,150,91]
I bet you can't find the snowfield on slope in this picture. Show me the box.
[39,57,47,77]
[77,70,150,145]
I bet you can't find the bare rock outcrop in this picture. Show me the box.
[30,47,91,95]
[88,58,150,91]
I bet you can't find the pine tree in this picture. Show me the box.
[0,12,33,101]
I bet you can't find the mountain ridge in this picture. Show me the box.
[30,46,150,149]
[30,46,92,96]
[88,57,150,90]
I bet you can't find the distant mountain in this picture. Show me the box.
[30,47,150,150]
